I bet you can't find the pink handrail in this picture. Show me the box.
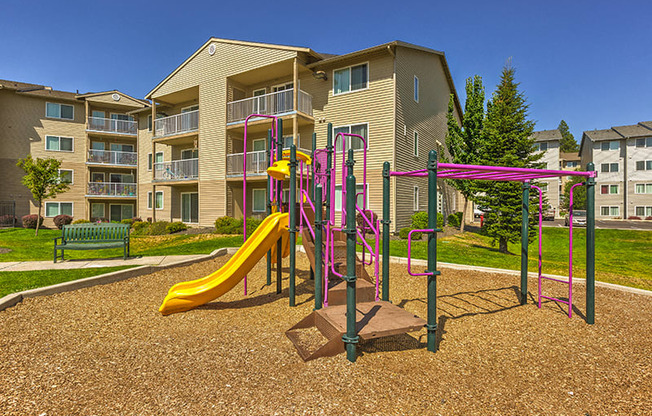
[407,229,434,276]
[531,184,544,309]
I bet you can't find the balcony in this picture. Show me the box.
[87,117,137,135]
[227,89,313,124]
[87,149,137,166]
[226,150,268,177]
[86,182,137,197]
[154,110,199,138]
[154,158,198,181]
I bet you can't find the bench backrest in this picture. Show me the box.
[62,223,130,243]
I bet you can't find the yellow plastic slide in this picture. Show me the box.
[159,212,289,315]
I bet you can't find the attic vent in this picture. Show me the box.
[208,44,216,56]
[112,93,120,101]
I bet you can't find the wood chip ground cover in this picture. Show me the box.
[0,253,650,415]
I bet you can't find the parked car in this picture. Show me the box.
[564,210,587,227]
[542,207,556,221]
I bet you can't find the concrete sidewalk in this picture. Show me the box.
[0,254,208,272]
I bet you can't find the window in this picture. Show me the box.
[600,206,620,216]
[635,160,652,171]
[635,183,652,194]
[534,142,548,152]
[181,149,198,159]
[635,206,652,217]
[148,113,164,131]
[252,189,266,212]
[147,191,163,210]
[413,131,419,156]
[566,161,578,168]
[635,137,652,148]
[334,123,368,152]
[46,102,74,120]
[600,184,619,195]
[252,88,267,113]
[58,169,73,184]
[148,152,163,171]
[91,203,105,219]
[110,204,134,222]
[601,163,619,173]
[334,184,369,211]
[110,113,134,121]
[333,63,368,95]
[252,139,266,152]
[540,183,548,193]
[45,202,73,217]
[91,172,105,182]
[92,110,105,119]
[413,186,419,211]
[109,173,134,183]
[601,140,619,151]
[414,76,419,103]
[45,135,73,152]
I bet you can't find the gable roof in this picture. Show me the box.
[76,90,149,107]
[612,123,652,138]
[0,79,77,101]
[579,120,652,154]
[531,129,562,142]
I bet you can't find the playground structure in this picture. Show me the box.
[159,114,597,363]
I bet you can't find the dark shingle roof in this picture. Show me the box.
[560,152,580,161]
[612,124,652,138]
[0,79,78,101]
[583,128,622,141]
[531,129,562,142]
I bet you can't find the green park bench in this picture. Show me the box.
[54,223,130,263]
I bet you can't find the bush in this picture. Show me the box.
[132,221,149,233]
[215,216,241,234]
[92,217,108,223]
[53,214,73,229]
[356,210,378,230]
[146,221,170,235]
[246,217,262,234]
[447,212,463,228]
[121,218,134,225]
[410,211,444,230]
[0,215,18,227]
[22,214,43,229]
[398,227,422,240]
[72,219,91,224]
[628,216,642,220]
[646,216,652,221]
[166,221,188,234]
[132,217,142,223]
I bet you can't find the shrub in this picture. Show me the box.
[121,218,134,225]
[410,211,444,230]
[132,221,149,233]
[53,214,73,229]
[0,215,18,227]
[246,217,262,234]
[356,210,379,230]
[92,217,108,223]
[628,216,642,220]
[132,217,142,223]
[447,212,463,228]
[166,221,188,234]
[72,219,91,224]
[146,221,171,235]
[146,217,152,223]
[399,227,411,240]
[646,216,652,221]
[22,214,43,229]
[215,216,241,234]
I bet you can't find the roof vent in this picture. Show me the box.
[112,93,120,101]
[208,44,216,56]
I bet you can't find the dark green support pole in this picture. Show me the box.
[325,123,333,224]
[382,161,391,302]
[276,119,283,294]
[289,145,297,306]
[343,148,359,362]
[266,128,273,286]
[426,150,440,353]
[586,163,596,324]
[310,132,317,282]
[521,181,530,305]
[314,184,323,310]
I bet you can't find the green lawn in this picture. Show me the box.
[0,266,134,298]
[0,228,243,262]
[375,227,652,291]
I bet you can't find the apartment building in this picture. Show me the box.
[139,38,462,230]
[579,121,652,219]
[531,129,562,216]
[0,79,148,227]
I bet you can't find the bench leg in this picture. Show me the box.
[123,244,127,260]
[60,250,64,262]
[54,248,57,264]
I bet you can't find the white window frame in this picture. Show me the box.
[45,135,74,152]
[414,76,419,103]
[44,201,73,217]
[540,183,549,193]
[332,62,369,96]
[601,163,619,173]
[110,112,134,121]
[180,148,199,160]
[634,206,652,217]
[252,138,267,152]
[600,206,620,217]
[58,169,74,185]
[45,102,74,120]
[252,188,267,213]
[635,183,652,194]
[333,123,370,152]
[413,130,419,157]
[601,140,620,151]
[91,203,105,219]
[600,184,619,195]
[413,186,419,211]
[147,191,164,210]
[334,183,370,212]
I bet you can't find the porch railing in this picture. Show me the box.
[87,182,137,197]
[154,158,199,181]
[226,150,267,176]
[154,110,199,138]
[87,117,137,135]
[226,89,313,123]
[87,149,137,166]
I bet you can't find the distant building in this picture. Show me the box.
[531,129,562,217]
[579,121,652,219]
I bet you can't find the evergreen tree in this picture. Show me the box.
[558,120,579,153]
[561,175,586,211]
[475,65,540,253]
[444,75,485,231]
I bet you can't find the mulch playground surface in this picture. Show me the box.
[1,253,650,415]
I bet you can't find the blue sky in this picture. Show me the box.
[2,0,650,143]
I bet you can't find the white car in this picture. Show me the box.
[564,210,587,227]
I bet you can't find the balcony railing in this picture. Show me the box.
[227,89,313,124]
[87,182,137,197]
[87,149,137,166]
[154,158,199,181]
[87,117,137,135]
[154,110,199,138]
[226,150,267,176]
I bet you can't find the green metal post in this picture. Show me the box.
[586,163,596,324]
[521,181,530,305]
[343,148,359,362]
[276,119,283,294]
[289,145,297,306]
[325,123,333,224]
[314,185,323,310]
[266,128,273,286]
[382,161,391,302]
[426,150,440,353]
